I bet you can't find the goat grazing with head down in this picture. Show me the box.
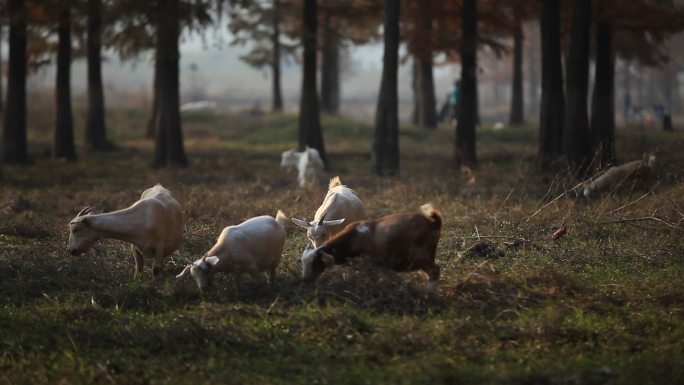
[68,184,184,279]
[280,146,325,189]
[583,154,656,199]
[292,176,366,248]
[300,203,443,293]
[176,210,287,291]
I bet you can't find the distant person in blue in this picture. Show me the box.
[439,79,461,123]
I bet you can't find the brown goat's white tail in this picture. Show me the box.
[647,154,656,167]
[275,210,288,229]
[420,203,442,227]
[329,176,342,189]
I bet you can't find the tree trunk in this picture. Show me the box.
[590,22,615,168]
[455,0,478,167]
[0,23,3,113]
[153,0,187,168]
[538,0,565,168]
[509,16,524,125]
[272,0,283,112]
[417,54,437,129]
[562,0,592,175]
[298,0,328,167]
[146,61,159,139]
[54,5,77,161]
[3,0,27,164]
[85,0,111,151]
[321,13,340,114]
[527,22,540,117]
[372,0,400,176]
[411,60,419,124]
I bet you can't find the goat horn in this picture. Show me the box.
[77,205,93,217]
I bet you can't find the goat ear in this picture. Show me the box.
[320,252,335,268]
[205,256,220,266]
[322,218,345,227]
[291,218,310,228]
[176,265,191,279]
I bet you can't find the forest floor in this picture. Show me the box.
[1,110,683,385]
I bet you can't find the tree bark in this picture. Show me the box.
[416,54,437,129]
[0,23,3,113]
[321,13,340,114]
[85,0,111,151]
[509,16,524,125]
[411,60,419,124]
[146,63,159,139]
[54,5,77,161]
[562,0,592,175]
[590,22,615,168]
[372,0,400,176]
[153,0,188,168]
[455,0,478,167]
[272,0,283,112]
[298,0,328,167]
[527,23,540,117]
[3,0,27,164]
[538,0,564,168]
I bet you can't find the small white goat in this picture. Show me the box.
[68,184,184,279]
[176,210,287,291]
[280,146,325,189]
[292,176,367,248]
[583,155,656,198]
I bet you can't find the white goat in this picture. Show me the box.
[583,155,656,198]
[176,210,287,291]
[68,184,184,279]
[292,176,367,248]
[280,146,325,189]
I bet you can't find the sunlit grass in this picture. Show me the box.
[1,111,683,384]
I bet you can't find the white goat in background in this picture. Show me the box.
[583,155,656,198]
[68,184,184,279]
[292,176,367,248]
[281,146,325,189]
[176,210,287,291]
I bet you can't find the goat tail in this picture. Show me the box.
[275,210,288,229]
[420,203,442,227]
[647,154,656,167]
[329,176,342,189]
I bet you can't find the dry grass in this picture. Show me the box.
[0,110,683,384]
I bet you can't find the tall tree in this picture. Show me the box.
[298,0,328,166]
[538,0,564,168]
[509,14,524,125]
[456,0,478,167]
[271,0,283,111]
[54,2,77,161]
[85,0,112,150]
[562,0,592,175]
[153,0,187,168]
[590,20,615,167]
[414,2,437,129]
[320,11,340,114]
[3,0,28,164]
[372,0,400,176]
[229,0,293,113]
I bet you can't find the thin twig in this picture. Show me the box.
[599,216,682,230]
[600,191,653,218]
[524,178,588,225]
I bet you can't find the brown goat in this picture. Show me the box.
[300,203,442,292]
